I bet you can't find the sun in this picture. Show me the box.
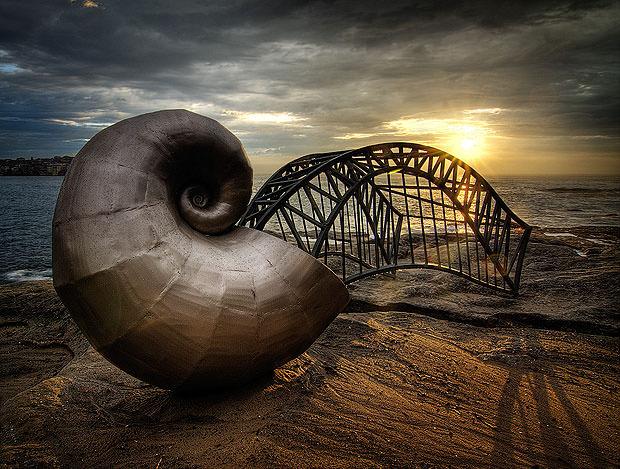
[385,117,488,164]
[460,138,476,151]
[453,134,483,163]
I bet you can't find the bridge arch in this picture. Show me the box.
[240,143,531,295]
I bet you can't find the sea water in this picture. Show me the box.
[0,174,618,284]
[1,176,62,283]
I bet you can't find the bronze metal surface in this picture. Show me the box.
[53,110,350,390]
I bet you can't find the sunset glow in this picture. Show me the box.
[0,1,617,177]
[334,117,491,165]
[228,111,307,125]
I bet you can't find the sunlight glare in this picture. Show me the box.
[460,138,476,151]
[229,111,306,124]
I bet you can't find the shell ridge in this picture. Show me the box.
[53,216,183,290]
[53,200,165,227]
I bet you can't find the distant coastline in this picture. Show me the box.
[0,156,73,176]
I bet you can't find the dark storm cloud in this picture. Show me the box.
[0,0,618,174]
[1,0,611,77]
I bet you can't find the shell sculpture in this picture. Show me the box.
[53,109,350,391]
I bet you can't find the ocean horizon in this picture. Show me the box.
[1,173,619,284]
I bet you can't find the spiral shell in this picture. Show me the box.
[52,110,349,390]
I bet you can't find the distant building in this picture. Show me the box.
[0,156,73,176]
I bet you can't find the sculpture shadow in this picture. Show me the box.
[133,369,285,422]
[488,334,606,468]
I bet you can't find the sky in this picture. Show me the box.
[0,0,618,175]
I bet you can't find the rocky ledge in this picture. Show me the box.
[1,226,619,468]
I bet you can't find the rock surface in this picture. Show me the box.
[1,226,619,468]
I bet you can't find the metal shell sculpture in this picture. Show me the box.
[53,110,350,391]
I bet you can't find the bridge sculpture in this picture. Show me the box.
[241,142,531,295]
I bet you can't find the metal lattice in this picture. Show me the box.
[240,143,531,295]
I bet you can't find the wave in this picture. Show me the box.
[2,268,53,283]
[544,187,618,194]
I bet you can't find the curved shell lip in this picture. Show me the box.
[55,225,350,391]
[169,228,350,391]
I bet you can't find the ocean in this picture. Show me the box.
[1,174,618,284]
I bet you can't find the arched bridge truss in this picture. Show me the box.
[240,143,531,295]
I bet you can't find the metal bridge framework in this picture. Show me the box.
[240,143,531,295]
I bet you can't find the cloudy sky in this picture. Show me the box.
[0,0,618,175]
